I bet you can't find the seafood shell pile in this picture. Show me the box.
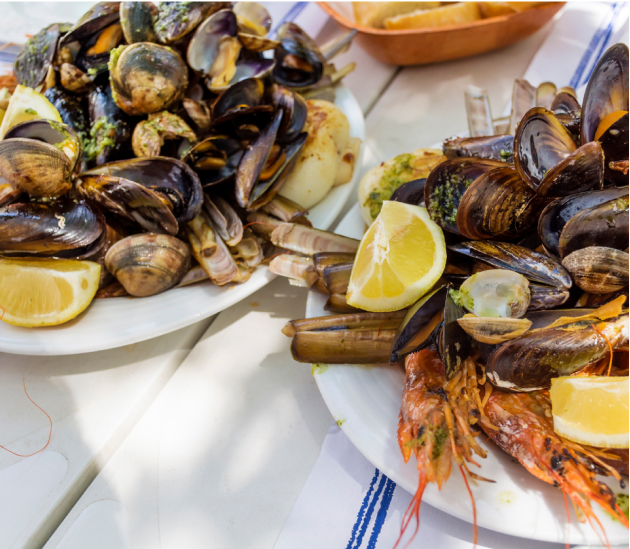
[281,43,630,542]
[0,2,357,299]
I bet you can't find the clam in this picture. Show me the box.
[424,157,504,234]
[452,269,531,318]
[83,157,203,225]
[273,23,324,88]
[182,135,243,187]
[558,194,629,258]
[456,166,538,240]
[538,186,629,257]
[14,23,70,89]
[109,43,188,115]
[120,2,158,44]
[233,2,271,36]
[0,200,104,256]
[581,44,629,185]
[60,63,92,94]
[457,314,532,344]
[0,120,81,198]
[154,2,222,43]
[442,135,514,163]
[448,241,572,289]
[105,233,191,297]
[562,247,629,294]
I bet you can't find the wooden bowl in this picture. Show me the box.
[318,2,564,66]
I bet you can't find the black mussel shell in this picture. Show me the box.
[442,135,514,163]
[538,186,629,257]
[269,84,307,142]
[558,194,629,258]
[390,285,446,363]
[390,178,426,206]
[273,22,324,88]
[535,141,604,197]
[424,157,504,234]
[88,84,131,165]
[62,2,121,45]
[0,199,104,255]
[183,135,244,187]
[551,91,580,114]
[581,43,629,145]
[439,288,473,380]
[449,240,572,289]
[15,23,71,89]
[528,284,570,311]
[456,166,538,240]
[120,1,158,44]
[211,78,265,120]
[83,157,203,224]
[554,110,582,142]
[45,87,90,137]
[599,112,629,186]
[514,107,577,191]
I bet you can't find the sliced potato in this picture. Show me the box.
[353,2,441,28]
[477,2,517,18]
[357,148,446,226]
[384,2,481,30]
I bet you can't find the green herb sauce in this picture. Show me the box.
[364,153,415,220]
[427,173,474,226]
[311,363,328,376]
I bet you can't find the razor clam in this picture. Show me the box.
[270,223,359,255]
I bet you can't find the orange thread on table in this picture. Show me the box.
[0,379,52,457]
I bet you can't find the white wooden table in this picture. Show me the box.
[1,3,626,549]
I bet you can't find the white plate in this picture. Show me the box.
[307,203,629,545]
[0,86,365,356]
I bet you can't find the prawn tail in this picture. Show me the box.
[394,465,427,549]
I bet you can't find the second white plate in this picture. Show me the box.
[307,203,629,546]
[0,86,365,355]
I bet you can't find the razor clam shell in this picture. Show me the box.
[324,294,361,314]
[204,194,243,246]
[282,311,405,337]
[322,262,352,295]
[270,223,359,255]
[268,254,317,287]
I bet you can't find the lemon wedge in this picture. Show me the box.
[0,258,100,327]
[346,200,446,312]
[550,376,629,448]
[0,85,62,138]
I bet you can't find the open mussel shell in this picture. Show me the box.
[269,84,307,142]
[182,134,244,187]
[535,141,604,197]
[439,288,473,380]
[538,186,628,257]
[442,135,514,163]
[528,284,570,310]
[84,157,203,225]
[273,22,325,88]
[120,1,158,44]
[110,43,188,115]
[554,110,582,143]
[0,200,104,256]
[562,247,629,294]
[581,43,629,145]
[88,84,132,165]
[14,22,69,88]
[105,233,191,297]
[424,157,504,234]
[155,2,221,43]
[76,173,178,235]
[449,240,572,289]
[455,269,531,318]
[62,2,120,45]
[390,178,426,206]
[558,194,629,258]
[513,107,577,191]
[390,285,446,363]
[211,78,265,120]
[0,137,74,198]
[598,112,629,185]
[457,314,531,344]
[45,86,90,140]
[456,166,537,240]
[551,90,580,114]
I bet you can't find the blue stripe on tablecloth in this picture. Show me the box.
[346,469,381,549]
[366,477,397,549]
[270,2,308,36]
[351,473,388,548]
[581,1,626,87]
[569,2,618,89]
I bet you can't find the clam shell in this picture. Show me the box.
[562,247,629,294]
[105,233,190,297]
[457,314,532,344]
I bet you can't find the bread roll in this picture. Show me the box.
[384,2,481,30]
[353,2,440,28]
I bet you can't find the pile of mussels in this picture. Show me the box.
[282,43,629,393]
[0,2,354,297]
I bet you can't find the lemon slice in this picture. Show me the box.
[0,258,101,327]
[0,85,62,138]
[550,376,629,448]
[346,201,446,312]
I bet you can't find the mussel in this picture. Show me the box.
[105,233,191,297]
[87,84,132,165]
[273,23,324,88]
[442,135,514,163]
[109,43,188,115]
[182,134,244,187]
